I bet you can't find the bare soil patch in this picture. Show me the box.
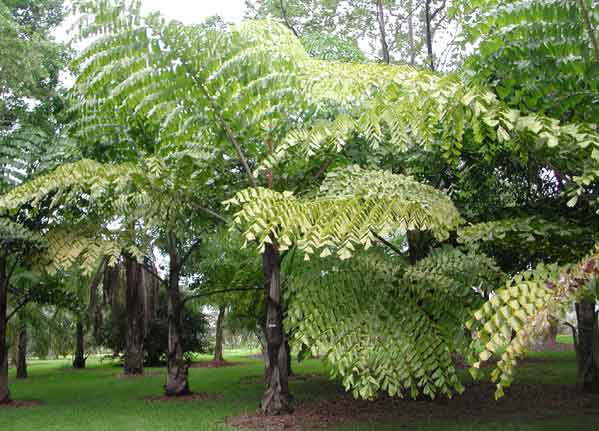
[144,392,222,402]
[227,383,599,431]
[190,360,241,369]
[0,399,43,409]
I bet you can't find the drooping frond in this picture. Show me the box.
[70,3,303,167]
[458,216,587,245]
[225,165,462,259]
[286,246,503,400]
[68,2,599,205]
[467,248,599,398]
[0,159,142,212]
[42,227,142,276]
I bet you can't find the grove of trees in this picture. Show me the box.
[1,0,599,419]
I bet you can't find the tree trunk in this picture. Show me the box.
[124,256,145,375]
[407,0,416,65]
[376,0,390,64]
[261,242,292,415]
[424,0,435,71]
[164,233,190,396]
[575,301,599,392]
[16,323,27,379]
[73,319,86,369]
[541,317,559,349]
[0,256,10,403]
[213,306,225,363]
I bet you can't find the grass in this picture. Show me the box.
[1,349,598,431]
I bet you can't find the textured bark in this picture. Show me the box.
[0,256,10,403]
[575,301,599,392]
[16,323,27,379]
[214,306,225,363]
[164,233,190,396]
[124,257,145,375]
[73,320,86,369]
[261,242,292,415]
[376,0,390,64]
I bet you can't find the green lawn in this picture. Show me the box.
[1,350,598,431]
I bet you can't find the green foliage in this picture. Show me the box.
[143,297,211,366]
[468,248,599,398]
[226,165,461,259]
[300,32,366,62]
[458,215,596,270]
[460,0,599,123]
[286,246,504,400]
[97,295,210,366]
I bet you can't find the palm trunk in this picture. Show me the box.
[574,300,599,392]
[214,306,225,363]
[261,242,292,415]
[73,319,86,369]
[164,232,190,396]
[124,256,144,375]
[16,323,27,379]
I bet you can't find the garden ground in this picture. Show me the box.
[1,346,598,431]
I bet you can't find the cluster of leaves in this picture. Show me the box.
[458,215,597,270]
[460,0,599,124]
[286,246,504,400]
[227,165,461,260]
[468,247,599,398]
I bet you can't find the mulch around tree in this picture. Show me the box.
[144,392,223,402]
[227,383,599,431]
[190,360,241,369]
[0,399,43,409]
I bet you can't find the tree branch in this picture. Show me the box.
[180,237,202,270]
[370,229,403,256]
[577,0,599,65]
[564,322,578,349]
[6,293,33,323]
[279,0,300,38]
[376,0,391,64]
[198,84,257,187]
[430,0,447,21]
[196,205,229,224]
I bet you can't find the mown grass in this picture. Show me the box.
[1,350,598,431]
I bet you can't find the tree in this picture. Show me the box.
[43,1,599,412]
[246,0,457,68]
[0,0,69,404]
[452,0,599,395]
[187,228,263,364]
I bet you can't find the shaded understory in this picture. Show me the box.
[1,350,598,431]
